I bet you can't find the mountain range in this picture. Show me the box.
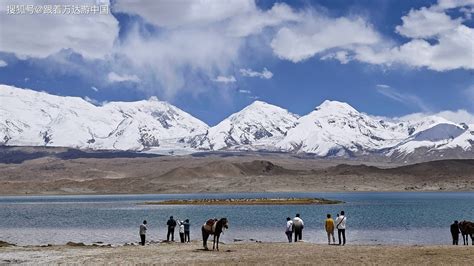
[1,84,473,161]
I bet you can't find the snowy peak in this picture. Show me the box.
[1,84,472,159]
[278,102,408,156]
[103,97,207,136]
[388,122,470,156]
[277,101,471,157]
[0,85,208,151]
[314,100,358,114]
[195,101,299,150]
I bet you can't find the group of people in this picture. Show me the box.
[285,211,347,245]
[166,216,191,243]
[139,216,191,246]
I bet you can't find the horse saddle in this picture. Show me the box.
[203,219,217,233]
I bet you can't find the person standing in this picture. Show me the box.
[167,216,177,242]
[335,211,347,245]
[293,214,304,242]
[178,220,185,243]
[325,214,336,245]
[139,220,147,246]
[451,220,460,245]
[183,219,191,243]
[285,217,293,243]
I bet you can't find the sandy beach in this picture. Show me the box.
[1,241,473,265]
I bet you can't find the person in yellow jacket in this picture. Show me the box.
[325,214,336,245]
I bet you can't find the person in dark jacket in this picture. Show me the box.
[167,216,177,242]
[451,220,460,245]
[139,220,147,246]
[183,219,191,242]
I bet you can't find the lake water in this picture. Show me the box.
[0,192,472,246]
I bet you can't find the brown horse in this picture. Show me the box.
[201,218,229,251]
[459,220,474,245]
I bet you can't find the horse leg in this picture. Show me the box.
[202,227,209,250]
[216,235,220,251]
[213,234,216,250]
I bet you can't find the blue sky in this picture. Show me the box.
[0,0,473,125]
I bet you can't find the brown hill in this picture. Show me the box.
[0,155,472,195]
[159,160,298,180]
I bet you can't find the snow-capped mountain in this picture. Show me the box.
[0,85,208,151]
[1,84,472,160]
[277,100,409,156]
[192,101,299,150]
[276,100,473,157]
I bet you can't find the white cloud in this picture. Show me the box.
[239,67,273,79]
[91,86,99,92]
[354,2,474,71]
[435,110,474,124]
[114,0,299,37]
[113,1,298,98]
[395,7,462,38]
[0,60,7,67]
[0,0,119,59]
[271,1,473,71]
[436,0,474,10]
[321,51,351,64]
[399,110,474,124]
[460,6,474,19]
[1,0,472,101]
[239,89,251,94]
[376,85,430,112]
[114,0,255,29]
[107,72,140,83]
[118,26,241,97]
[212,75,236,84]
[355,25,474,71]
[225,3,301,37]
[271,15,381,63]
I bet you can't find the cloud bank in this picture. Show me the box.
[0,0,472,99]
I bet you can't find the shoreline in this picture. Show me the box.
[0,240,469,248]
[0,190,473,197]
[1,241,472,265]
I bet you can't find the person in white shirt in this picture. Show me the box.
[178,220,185,243]
[293,213,304,242]
[335,211,347,245]
[285,217,293,243]
[139,220,147,246]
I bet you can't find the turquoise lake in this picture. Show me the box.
[0,192,472,245]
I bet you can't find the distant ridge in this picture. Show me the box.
[1,84,473,161]
[1,156,472,195]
